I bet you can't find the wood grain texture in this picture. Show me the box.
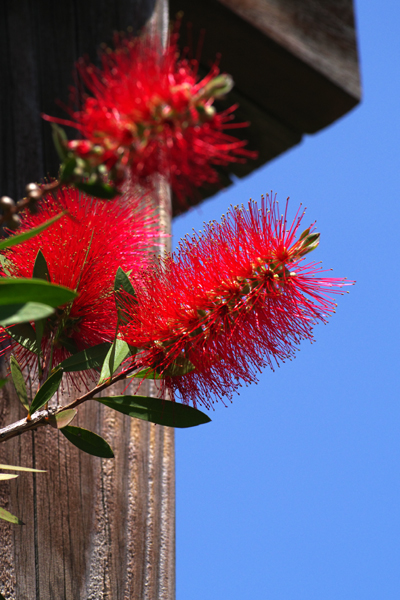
[0,1,175,598]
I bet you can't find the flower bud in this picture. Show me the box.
[0,196,15,214]
[202,74,234,99]
[6,214,21,230]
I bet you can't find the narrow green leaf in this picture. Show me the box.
[48,409,77,429]
[10,355,29,411]
[0,474,18,481]
[0,302,54,327]
[0,464,45,473]
[129,357,195,380]
[0,378,7,389]
[32,249,50,281]
[7,322,39,353]
[29,368,63,415]
[0,212,66,251]
[51,123,68,161]
[98,339,130,385]
[97,395,211,428]
[0,506,24,525]
[114,267,136,297]
[60,156,77,182]
[56,342,111,372]
[0,278,76,307]
[0,254,11,275]
[114,267,136,324]
[129,367,163,380]
[61,426,114,458]
[75,180,118,200]
[59,337,78,354]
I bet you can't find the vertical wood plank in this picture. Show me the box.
[1,1,175,598]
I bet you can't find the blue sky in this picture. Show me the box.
[173,1,400,598]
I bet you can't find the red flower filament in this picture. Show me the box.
[0,186,160,381]
[45,32,255,203]
[120,193,352,408]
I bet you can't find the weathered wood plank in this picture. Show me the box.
[1,1,175,598]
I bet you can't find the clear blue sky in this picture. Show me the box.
[173,1,400,598]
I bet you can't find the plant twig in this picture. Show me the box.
[0,180,61,228]
[0,364,137,443]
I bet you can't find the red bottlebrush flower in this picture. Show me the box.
[44,32,255,204]
[119,193,352,409]
[0,186,160,382]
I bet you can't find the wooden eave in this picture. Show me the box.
[170,0,361,215]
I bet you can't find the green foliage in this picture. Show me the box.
[10,355,29,411]
[61,426,114,458]
[114,266,136,325]
[0,464,45,473]
[97,395,211,428]
[0,278,76,307]
[0,378,7,389]
[0,507,24,525]
[98,339,131,385]
[0,474,18,481]
[130,357,195,379]
[74,179,118,200]
[0,212,66,251]
[56,342,112,372]
[0,302,54,327]
[7,322,39,354]
[33,249,50,281]
[48,409,77,429]
[29,369,63,416]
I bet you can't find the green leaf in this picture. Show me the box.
[32,249,50,281]
[10,355,29,411]
[114,267,136,297]
[29,368,63,415]
[0,278,76,307]
[129,367,163,380]
[114,267,136,324]
[48,409,77,429]
[51,123,69,161]
[129,357,196,380]
[61,426,114,458]
[59,337,79,354]
[0,464,45,473]
[7,322,39,353]
[74,180,118,200]
[0,474,18,481]
[97,395,211,428]
[98,339,130,385]
[0,212,66,251]
[60,156,77,183]
[0,254,11,275]
[0,506,24,525]
[0,302,54,327]
[0,378,7,389]
[56,342,111,372]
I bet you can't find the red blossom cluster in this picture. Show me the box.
[0,186,160,379]
[45,32,255,204]
[120,194,351,408]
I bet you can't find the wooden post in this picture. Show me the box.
[0,1,175,598]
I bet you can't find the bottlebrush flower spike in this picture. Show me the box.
[120,193,352,409]
[43,31,255,205]
[0,186,160,383]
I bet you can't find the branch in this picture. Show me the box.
[0,364,137,443]
[0,180,61,228]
